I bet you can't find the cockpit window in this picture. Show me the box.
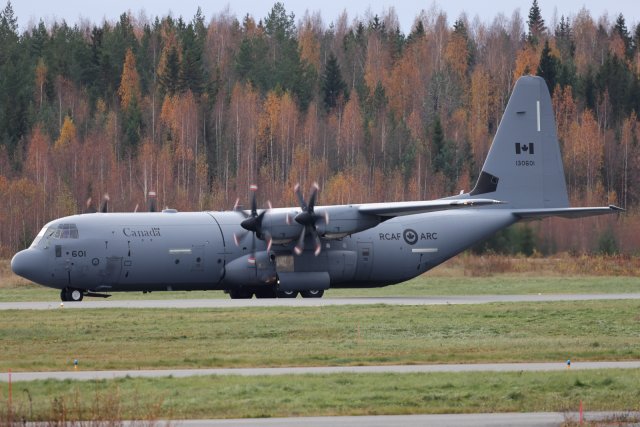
[31,223,79,247]
[51,224,79,239]
[30,225,49,248]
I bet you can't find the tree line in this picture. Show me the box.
[0,0,638,255]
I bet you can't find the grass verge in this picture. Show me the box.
[1,301,639,371]
[1,275,639,302]
[1,369,640,421]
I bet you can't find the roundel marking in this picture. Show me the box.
[403,229,418,245]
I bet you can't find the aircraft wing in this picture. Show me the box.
[512,205,624,219]
[357,198,504,218]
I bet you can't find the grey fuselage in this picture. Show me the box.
[19,208,516,293]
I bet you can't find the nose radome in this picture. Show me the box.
[11,249,44,283]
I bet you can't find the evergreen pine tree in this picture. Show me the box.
[407,21,425,44]
[159,46,180,96]
[453,18,475,68]
[613,14,632,59]
[179,24,204,94]
[0,0,17,38]
[321,52,347,111]
[527,0,546,45]
[431,117,444,172]
[555,16,575,59]
[537,40,558,95]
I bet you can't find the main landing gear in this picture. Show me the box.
[228,288,324,299]
[60,287,84,302]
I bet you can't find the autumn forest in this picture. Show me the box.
[0,1,639,256]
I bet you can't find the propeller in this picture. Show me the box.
[99,193,110,213]
[148,191,158,212]
[84,197,97,214]
[292,182,329,256]
[233,185,272,264]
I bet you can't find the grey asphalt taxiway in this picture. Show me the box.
[2,293,640,310]
[161,412,640,427]
[3,361,640,382]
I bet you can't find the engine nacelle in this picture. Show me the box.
[260,206,380,242]
[224,252,276,287]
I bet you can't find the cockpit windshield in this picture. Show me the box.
[30,223,79,248]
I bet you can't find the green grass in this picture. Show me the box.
[1,274,639,302]
[1,301,639,371]
[2,370,640,421]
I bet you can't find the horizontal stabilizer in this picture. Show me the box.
[513,205,624,219]
[359,198,504,218]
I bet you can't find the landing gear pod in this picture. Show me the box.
[277,271,330,294]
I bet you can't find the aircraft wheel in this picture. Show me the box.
[276,290,298,298]
[300,289,324,298]
[61,288,83,302]
[69,289,83,302]
[229,289,253,299]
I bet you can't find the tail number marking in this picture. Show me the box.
[516,160,535,167]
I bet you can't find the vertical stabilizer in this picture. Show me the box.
[469,76,569,209]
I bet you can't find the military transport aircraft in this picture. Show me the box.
[11,76,621,301]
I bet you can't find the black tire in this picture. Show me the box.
[229,289,253,299]
[255,288,277,298]
[300,289,324,298]
[276,290,298,298]
[61,288,83,302]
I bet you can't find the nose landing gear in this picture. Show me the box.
[60,288,84,302]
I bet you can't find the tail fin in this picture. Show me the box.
[469,76,569,209]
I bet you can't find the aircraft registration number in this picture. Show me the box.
[516,160,535,166]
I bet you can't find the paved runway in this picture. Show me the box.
[2,293,640,310]
[162,412,640,427]
[3,361,640,382]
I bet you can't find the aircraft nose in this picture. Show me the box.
[11,249,45,283]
